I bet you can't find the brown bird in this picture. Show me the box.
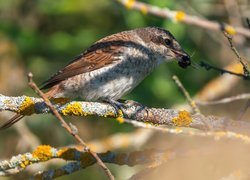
[0,27,191,129]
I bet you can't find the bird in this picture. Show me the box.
[0,27,191,130]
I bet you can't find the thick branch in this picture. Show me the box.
[1,94,250,135]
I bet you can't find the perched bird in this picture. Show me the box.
[0,27,191,129]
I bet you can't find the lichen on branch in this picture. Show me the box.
[1,94,250,135]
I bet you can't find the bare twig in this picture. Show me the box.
[196,93,250,105]
[237,99,250,121]
[123,118,250,144]
[199,61,250,80]
[195,63,243,101]
[172,75,201,114]
[222,32,250,76]
[27,73,114,180]
[247,18,250,29]
[116,0,250,37]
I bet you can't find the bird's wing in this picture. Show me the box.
[41,32,133,89]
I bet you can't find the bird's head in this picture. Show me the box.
[136,27,191,68]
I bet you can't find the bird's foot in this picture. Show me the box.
[103,99,146,118]
[103,99,126,113]
[103,99,126,122]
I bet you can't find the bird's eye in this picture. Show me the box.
[164,39,172,46]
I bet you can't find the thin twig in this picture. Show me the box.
[27,72,114,180]
[199,61,250,80]
[237,99,250,121]
[223,32,250,76]
[172,76,214,130]
[196,93,250,105]
[172,75,201,114]
[122,118,250,144]
[116,0,250,37]
[246,18,250,29]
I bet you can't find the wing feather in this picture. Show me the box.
[41,32,133,90]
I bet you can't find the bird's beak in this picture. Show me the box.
[172,49,191,69]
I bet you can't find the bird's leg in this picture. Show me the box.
[103,99,146,117]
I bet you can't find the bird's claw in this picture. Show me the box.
[103,99,126,117]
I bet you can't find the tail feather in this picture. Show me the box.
[44,84,62,99]
[0,114,24,130]
[0,85,61,130]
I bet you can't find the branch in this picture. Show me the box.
[222,32,250,76]
[196,93,250,105]
[199,61,250,80]
[0,145,175,178]
[116,0,250,37]
[1,94,250,135]
[195,63,244,101]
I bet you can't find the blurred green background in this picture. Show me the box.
[0,0,249,179]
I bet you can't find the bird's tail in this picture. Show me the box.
[0,84,61,130]
[0,114,24,130]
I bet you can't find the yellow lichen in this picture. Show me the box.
[32,145,52,161]
[225,25,236,35]
[116,109,124,123]
[18,97,35,115]
[61,102,86,116]
[103,111,115,118]
[4,99,12,105]
[175,11,186,22]
[125,0,135,9]
[20,155,30,168]
[20,163,26,168]
[172,110,192,127]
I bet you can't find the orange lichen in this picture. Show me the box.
[172,110,192,127]
[125,0,135,9]
[61,102,87,116]
[225,25,236,35]
[175,11,186,22]
[18,97,35,115]
[32,145,53,161]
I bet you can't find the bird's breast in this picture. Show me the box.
[61,46,161,101]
